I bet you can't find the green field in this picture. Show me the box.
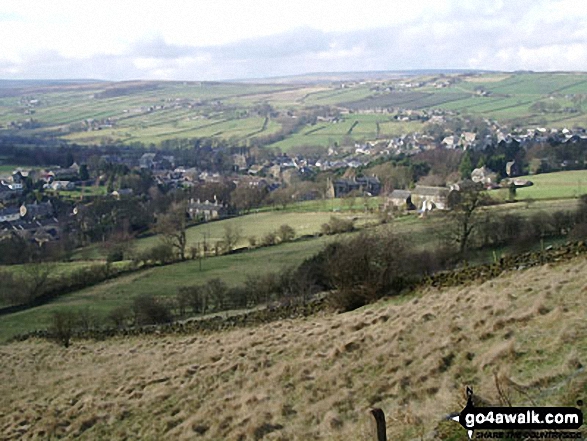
[268,115,424,150]
[4,73,587,147]
[136,210,378,253]
[493,170,587,200]
[0,237,333,342]
[1,197,577,342]
[0,165,15,175]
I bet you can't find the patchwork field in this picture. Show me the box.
[3,72,587,147]
[1,256,586,440]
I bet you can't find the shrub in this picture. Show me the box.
[205,278,229,311]
[132,294,173,325]
[551,210,575,235]
[277,224,296,242]
[134,243,175,266]
[227,286,249,309]
[106,248,124,263]
[569,222,587,241]
[261,231,278,246]
[248,236,258,247]
[108,306,132,328]
[0,270,23,306]
[178,285,207,314]
[150,242,176,264]
[278,265,319,305]
[320,216,355,235]
[50,310,76,348]
[323,230,448,311]
[75,307,96,332]
[245,272,281,305]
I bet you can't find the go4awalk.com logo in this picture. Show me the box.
[450,387,583,439]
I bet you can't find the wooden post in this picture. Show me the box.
[369,408,387,441]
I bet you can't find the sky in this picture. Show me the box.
[1,0,587,81]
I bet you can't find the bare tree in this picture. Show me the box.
[223,224,243,251]
[447,183,487,257]
[269,186,294,210]
[156,202,188,261]
[23,261,55,303]
[230,185,267,214]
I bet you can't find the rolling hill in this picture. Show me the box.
[2,72,587,149]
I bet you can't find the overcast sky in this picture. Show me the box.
[1,0,587,81]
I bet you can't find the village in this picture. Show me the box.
[1,116,584,253]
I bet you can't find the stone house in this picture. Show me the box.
[471,166,498,186]
[410,186,452,211]
[386,189,414,210]
[187,198,227,221]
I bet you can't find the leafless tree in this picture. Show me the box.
[447,184,487,257]
[156,202,188,261]
[223,224,243,251]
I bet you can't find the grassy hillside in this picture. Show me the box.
[3,73,587,147]
[494,170,587,200]
[0,197,578,342]
[1,256,586,440]
[135,210,377,253]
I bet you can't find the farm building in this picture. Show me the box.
[385,186,453,212]
[387,189,414,210]
[410,186,452,211]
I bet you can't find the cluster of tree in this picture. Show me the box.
[526,139,587,173]
[0,139,144,168]
[174,266,320,320]
[0,234,75,265]
[360,155,432,191]
[479,196,587,249]
[250,224,296,247]
[0,261,126,310]
[457,139,526,180]
[75,197,154,244]
[320,216,355,235]
[306,230,453,311]
[445,189,587,257]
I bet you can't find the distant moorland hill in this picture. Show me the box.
[1,71,587,149]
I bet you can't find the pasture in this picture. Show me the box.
[493,170,587,200]
[267,115,424,150]
[0,236,332,342]
[0,197,577,342]
[134,210,378,253]
[0,164,19,175]
[3,73,587,146]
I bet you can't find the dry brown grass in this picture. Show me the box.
[1,257,587,440]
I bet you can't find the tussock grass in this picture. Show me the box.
[1,257,587,440]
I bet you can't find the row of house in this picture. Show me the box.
[0,201,60,243]
[331,176,382,198]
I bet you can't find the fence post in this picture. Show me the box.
[369,408,387,441]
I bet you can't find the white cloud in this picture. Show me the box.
[1,0,587,80]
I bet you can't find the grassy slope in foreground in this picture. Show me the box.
[1,256,586,440]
